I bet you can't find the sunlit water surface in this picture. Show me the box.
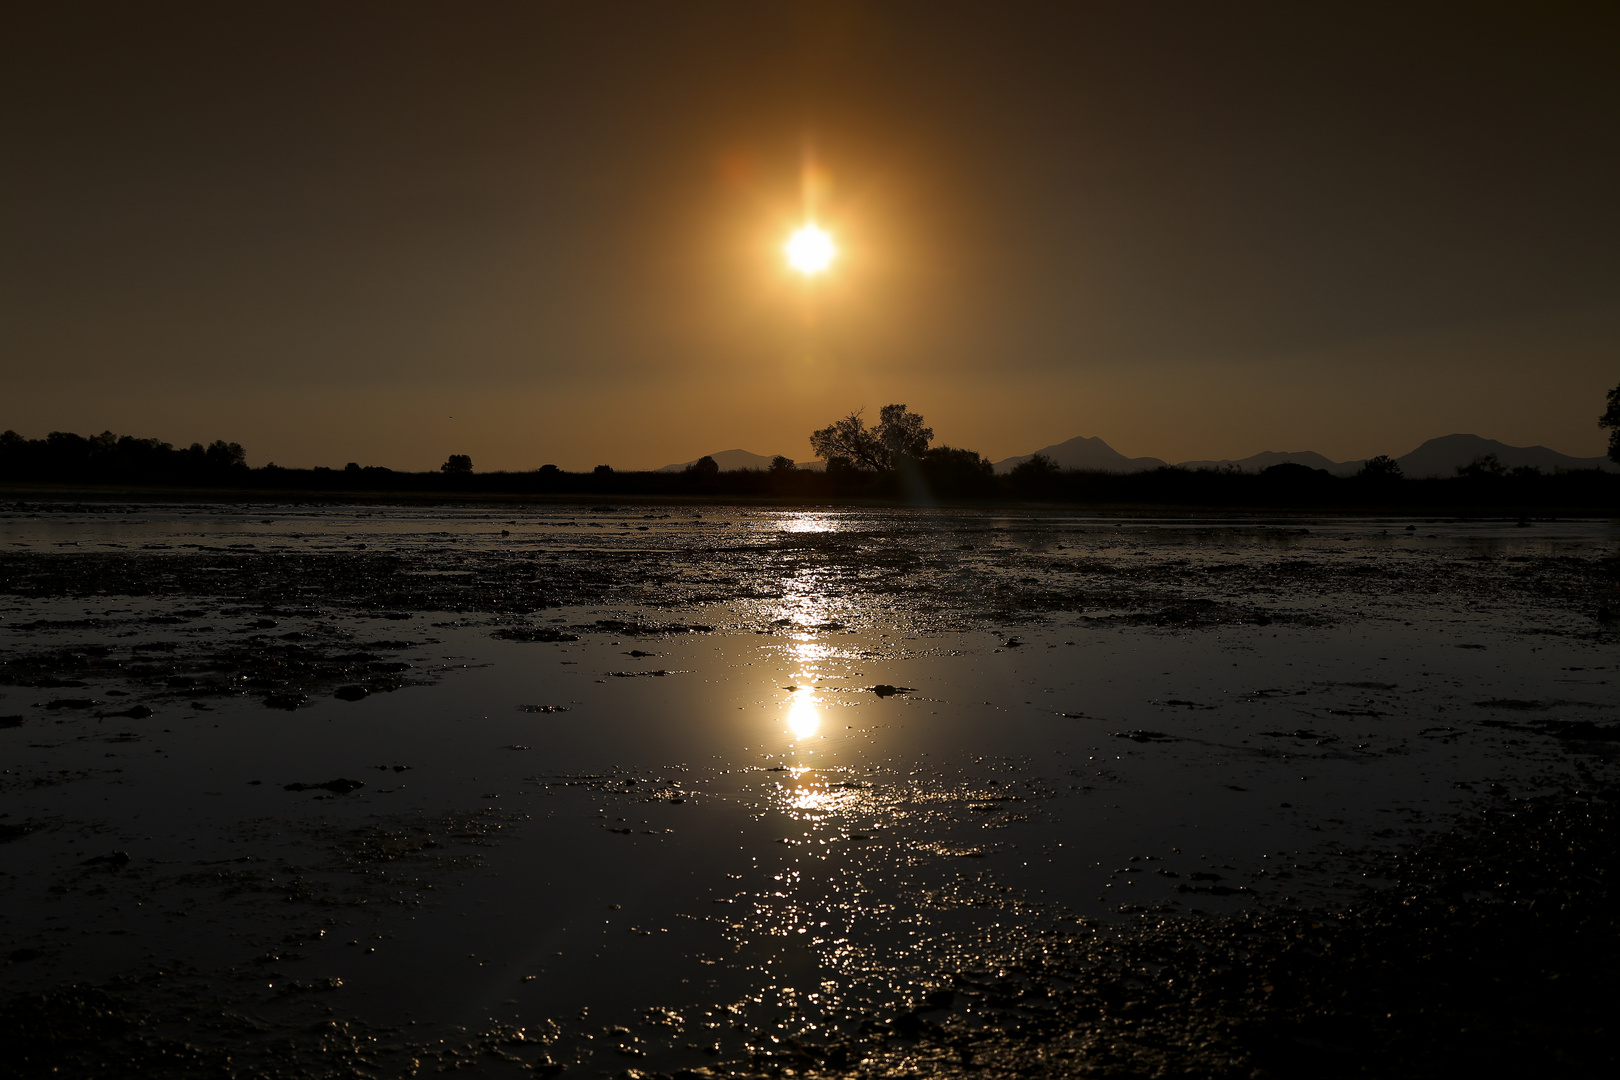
[1,503,1616,1072]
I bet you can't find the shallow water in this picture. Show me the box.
[1,502,1616,1075]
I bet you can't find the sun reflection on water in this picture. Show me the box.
[779,513,838,534]
[786,693,821,740]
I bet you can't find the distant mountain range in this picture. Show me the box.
[662,434,1615,478]
[992,433,1616,478]
[1388,434,1615,478]
[992,435,1170,475]
[1172,449,1360,477]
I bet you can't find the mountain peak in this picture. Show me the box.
[992,435,1166,474]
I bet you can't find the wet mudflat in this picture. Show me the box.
[1,502,1616,1078]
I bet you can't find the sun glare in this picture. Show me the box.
[785,224,835,275]
[786,694,821,740]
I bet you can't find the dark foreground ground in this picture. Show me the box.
[3,780,1616,1079]
[6,784,1617,1079]
[0,502,1615,1078]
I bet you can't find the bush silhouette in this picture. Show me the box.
[920,446,996,498]
[441,454,472,474]
[1456,454,1505,479]
[1357,455,1403,481]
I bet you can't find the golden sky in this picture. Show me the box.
[3,2,1618,469]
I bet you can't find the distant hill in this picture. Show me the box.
[1175,450,1363,476]
[662,433,1615,480]
[992,432,1616,480]
[993,435,1166,475]
[656,449,825,473]
[1393,434,1616,478]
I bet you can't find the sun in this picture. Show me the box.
[785,224,835,275]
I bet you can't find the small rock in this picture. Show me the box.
[283,778,366,794]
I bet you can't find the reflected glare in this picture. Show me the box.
[780,513,837,534]
[786,692,821,739]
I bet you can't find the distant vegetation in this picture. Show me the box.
[1599,381,1620,463]
[0,429,248,483]
[2,418,1616,508]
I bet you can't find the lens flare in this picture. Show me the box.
[785,225,835,275]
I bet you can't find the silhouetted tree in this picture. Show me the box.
[1457,454,1505,479]
[346,462,361,472]
[809,404,933,471]
[876,404,932,463]
[810,411,884,471]
[1006,452,1061,497]
[1601,383,1620,463]
[204,440,247,470]
[685,455,720,478]
[769,455,795,472]
[1357,454,1403,480]
[441,454,472,474]
[920,445,995,497]
[593,464,613,475]
[536,464,560,475]
[1009,453,1059,482]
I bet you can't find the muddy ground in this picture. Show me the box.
[0,503,1616,1077]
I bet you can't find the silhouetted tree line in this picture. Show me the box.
[0,430,247,483]
[2,423,1616,508]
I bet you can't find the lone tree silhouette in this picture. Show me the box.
[1601,383,1620,463]
[809,404,933,471]
[685,455,720,478]
[1357,454,1403,480]
[441,454,472,474]
[1008,452,1060,490]
[1457,453,1505,479]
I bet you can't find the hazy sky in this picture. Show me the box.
[4,2,1617,469]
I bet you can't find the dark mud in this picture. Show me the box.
[4,783,1613,1078]
[1,512,1612,631]
[2,505,1617,1077]
[718,785,1620,1080]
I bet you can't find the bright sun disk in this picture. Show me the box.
[786,224,835,275]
